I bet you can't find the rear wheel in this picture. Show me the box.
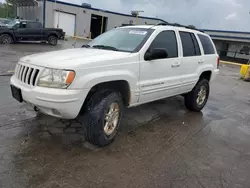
[184,79,210,112]
[77,90,124,147]
[48,35,58,46]
[0,34,13,44]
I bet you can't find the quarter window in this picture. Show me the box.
[198,34,215,54]
[179,31,201,57]
[149,30,178,58]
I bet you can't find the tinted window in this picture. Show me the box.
[27,22,41,28]
[180,31,201,57]
[198,34,215,54]
[149,31,178,58]
[19,22,27,28]
[191,34,201,55]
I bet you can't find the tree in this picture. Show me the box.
[187,25,196,29]
[0,0,15,18]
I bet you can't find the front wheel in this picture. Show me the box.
[48,35,58,46]
[0,34,13,44]
[184,79,210,112]
[77,90,124,147]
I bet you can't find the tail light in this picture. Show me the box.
[217,57,220,69]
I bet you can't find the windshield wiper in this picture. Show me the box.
[92,45,118,51]
[81,44,90,48]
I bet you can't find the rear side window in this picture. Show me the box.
[149,30,178,58]
[27,22,42,29]
[198,34,215,54]
[179,31,201,57]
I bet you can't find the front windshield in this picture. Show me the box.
[1,20,11,24]
[88,28,153,52]
[6,20,19,28]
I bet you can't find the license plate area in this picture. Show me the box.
[11,85,23,102]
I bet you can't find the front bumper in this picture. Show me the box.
[10,76,88,119]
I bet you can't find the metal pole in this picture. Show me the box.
[57,10,60,28]
[43,0,46,27]
[136,13,138,25]
[101,16,104,34]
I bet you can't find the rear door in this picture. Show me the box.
[178,31,203,94]
[26,22,43,40]
[197,34,218,69]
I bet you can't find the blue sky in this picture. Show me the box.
[2,0,250,31]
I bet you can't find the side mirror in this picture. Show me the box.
[144,48,168,61]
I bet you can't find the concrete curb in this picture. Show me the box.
[0,73,13,76]
[0,70,14,76]
[65,36,92,41]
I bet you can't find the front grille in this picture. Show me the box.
[15,64,40,86]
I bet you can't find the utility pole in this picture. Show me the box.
[131,10,144,25]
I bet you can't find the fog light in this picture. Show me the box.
[52,109,61,116]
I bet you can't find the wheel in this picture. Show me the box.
[0,34,13,44]
[78,90,124,147]
[48,35,58,46]
[184,79,210,112]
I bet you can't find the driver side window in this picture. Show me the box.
[149,30,178,58]
[19,22,27,28]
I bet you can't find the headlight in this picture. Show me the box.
[37,68,75,89]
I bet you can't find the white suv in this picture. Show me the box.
[10,25,219,146]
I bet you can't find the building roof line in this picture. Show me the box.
[47,0,166,22]
[203,29,250,35]
[210,35,250,41]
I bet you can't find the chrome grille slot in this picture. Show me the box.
[15,64,40,86]
[27,68,34,85]
[32,69,40,86]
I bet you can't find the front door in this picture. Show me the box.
[139,30,182,103]
[14,22,43,41]
[14,22,28,40]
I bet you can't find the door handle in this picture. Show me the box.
[198,60,204,64]
[171,62,180,68]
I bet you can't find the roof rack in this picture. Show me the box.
[157,22,204,32]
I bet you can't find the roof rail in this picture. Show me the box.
[157,22,204,32]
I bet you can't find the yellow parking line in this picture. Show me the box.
[220,61,242,66]
[8,70,15,73]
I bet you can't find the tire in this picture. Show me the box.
[77,90,124,147]
[48,35,58,46]
[0,34,13,44]
[184,79,210,112]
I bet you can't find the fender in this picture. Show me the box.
[71,70,138,90]
[0,31,16,41]
[196,63,214,78]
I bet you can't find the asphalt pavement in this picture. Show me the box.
[0,39,88,75]
[0,42,250,188]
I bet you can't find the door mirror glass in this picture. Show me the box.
[145,48,168,61]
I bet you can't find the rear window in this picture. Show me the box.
[198,34,215,54]
[179,31,201,57]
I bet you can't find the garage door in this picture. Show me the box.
[54,11,75,36]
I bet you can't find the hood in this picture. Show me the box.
[20,48,132,69]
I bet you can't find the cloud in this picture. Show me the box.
[225,13,238,20]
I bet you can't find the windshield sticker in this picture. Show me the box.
[129,30,147,35]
